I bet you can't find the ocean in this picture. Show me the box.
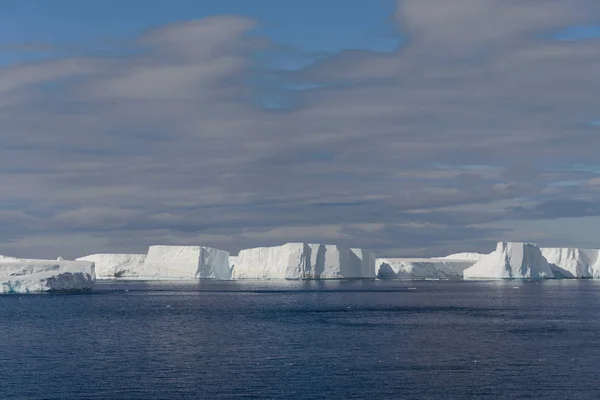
[2,279,600,399]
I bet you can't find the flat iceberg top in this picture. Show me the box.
[434,252,486,261]
[0,259,95,293]
[0,259,95,275]
[381,257,476,263]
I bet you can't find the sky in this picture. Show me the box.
[1,0,600,259]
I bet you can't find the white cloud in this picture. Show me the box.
[1,3,600,257]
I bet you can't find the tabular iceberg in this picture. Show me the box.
[376,258,476,279]
[231,243,375,280]
[231,243,306,279]
[76,254,146,279]
[434,253,486,261]
[141,245,231,280]
[0,259,95,293]
[463,242,554,280]
[541,248,600,279]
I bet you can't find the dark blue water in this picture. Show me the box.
[2,280,600,399]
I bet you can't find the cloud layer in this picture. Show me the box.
[1,1,600,258]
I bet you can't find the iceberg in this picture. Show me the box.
[231,243,375,280]
[76,254,146,279]
[231,243,306,279]
[463,242,554,280]
[376,258,476,279]
[0,259,95,293]
[140,245,231,280]
[434,252,486,261]
[540,248,600,279]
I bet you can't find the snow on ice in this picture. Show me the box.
[0,259,95,293]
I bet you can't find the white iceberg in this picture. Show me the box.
[463,242,554,280]
[76,254,146,279]
[434,252,486,261]
[140,245,231,280]
[540,247,600,278]
[0,259,95,293]
[0,255,20,261]
[376,258,476,279]
[231,243,375,280]
[306,244,375,279]
[231,243,306,280]
[228,256,237,271]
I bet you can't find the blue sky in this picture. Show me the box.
[1,0,600,258]
[0,0,400,65]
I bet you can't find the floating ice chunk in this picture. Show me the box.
[376,258,476,279]
[141,245,231,280]
[0,259,95,293]
[231,243,375,280]
[77,254,147,279]
[540,247,600,279]
[463,242,553,280]
[232,243,309,279]
[307,244,375,279]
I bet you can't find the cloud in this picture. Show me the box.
[1,2,600,258]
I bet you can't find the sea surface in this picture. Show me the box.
[2,279,600,399]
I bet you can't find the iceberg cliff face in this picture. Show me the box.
[228,256,237,271]
[141,245,231,280]
[463,242,553,280]
[307,244,375,279]
[540,248,600,279]
[231,243,309,279]
[77,254,146,279]
[376,258,476,279]
[349,248,377,279]
[231,243,375,280]
[197,246,231,279]
[0,259,95,293]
